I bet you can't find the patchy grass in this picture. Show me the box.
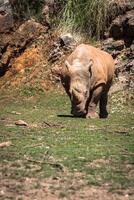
[0,87,134,199]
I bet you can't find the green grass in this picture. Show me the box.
[0,87,134,192]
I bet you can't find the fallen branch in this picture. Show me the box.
[25,157,66,172]
[43,121,65,128]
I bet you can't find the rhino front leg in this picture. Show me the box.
[86,84,104,119]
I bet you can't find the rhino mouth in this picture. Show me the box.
[71,109,87,118]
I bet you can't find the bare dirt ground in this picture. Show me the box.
[0,172,133,200]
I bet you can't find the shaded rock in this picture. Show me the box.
[113,40,125,51]
[130,43,134,55]
[59,33,76,47]
[109,16,124,39]
[11,19,45,48]
[0,0,13,33]
[0,13,13,33]
[118,0,134,12]
[109,0,134,16]
[109,10,134,44]
[115,57,133,75]
[48,33,76,63]
[111,50,121,59]
[125,15,134,38]
[114,50,134,91]
[17,19,44,36]
[102,38,124,58]
[0,0,12,14]
[102,38,114,51]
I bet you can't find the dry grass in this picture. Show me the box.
[59,0,132,39]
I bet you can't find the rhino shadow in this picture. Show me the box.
[57,114,85,118]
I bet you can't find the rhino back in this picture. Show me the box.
[67,44,115,88]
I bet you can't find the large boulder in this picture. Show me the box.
[0,20,45,76]
[108,0,134,16]
[0,0,13,33]
[48,33,76,63]
[109,10,134,45]
[109,16,124,40]
[11,20,45,48]
[125,14,134,38]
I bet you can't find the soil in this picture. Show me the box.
[0,173,133,200]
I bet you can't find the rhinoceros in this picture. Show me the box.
[59,44,115,118]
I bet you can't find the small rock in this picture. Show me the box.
[15,120,28,127]
[59,33,75,47]
[111,50,120,59]
[11,111,21,115]
[0,141,12,148]
[102,38,114,46]
[113,40,125,51]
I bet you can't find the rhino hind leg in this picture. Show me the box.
[99,92,108,118]
[99,80,112,118]
[86,84,104,119]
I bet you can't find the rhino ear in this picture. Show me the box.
[87,59,93,72]
[65,60,72,71]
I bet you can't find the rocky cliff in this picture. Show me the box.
[0,0,133,95]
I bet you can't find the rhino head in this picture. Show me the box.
[65,59,93,117]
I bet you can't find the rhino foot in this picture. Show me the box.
[99,113,108,118]
[86,112,99,119]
